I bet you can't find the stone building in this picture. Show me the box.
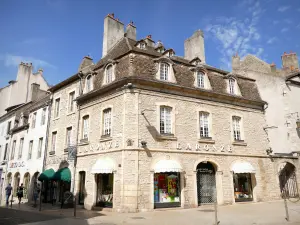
[0,85,50,204]
[0,62,49,117]
[232,52,300,155]
[59,14,297,212]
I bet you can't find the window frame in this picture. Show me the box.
[102,108,112,136]
[10,140,16,160]
[18,138,24,159]
[197,71,205,88]
[85,75,93,92]
[7,121,11,135]
[82,115,90,140]
[51,131,57,153]
[4,143,8,161]
[68,91,76,113]
[66,127,72,147]
[41,108,46,125]
[54,98,60,118]
[159,106,172,134]
[229,78,236,95]
[28,140,33,160]
[106,65,113,84]
[232,116,243,141]
[199,112,210,138]
[32,112,37,128]
[37,137,43,159]
[160,63,169,81]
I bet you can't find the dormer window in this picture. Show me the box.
[86,75,93,92]
[229,78,235,95]
[140,42,146,49]
[106,65,113,83]
[160,63,169,81]
[197,71,205,88]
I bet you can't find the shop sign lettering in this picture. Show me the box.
[81,141,119,153]
[9,161,25,168]
[177,143,232,153]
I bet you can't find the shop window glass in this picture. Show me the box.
[233,173,253,202]
[154,172,180,205]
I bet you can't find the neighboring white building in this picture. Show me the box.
[0,62,49,117]
[232,52,300,155]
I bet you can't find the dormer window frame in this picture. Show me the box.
[103,62,116,85]
[85,74,93,93]
[154,58,177,83]
[226,75,241,96]
[191,67,211,90]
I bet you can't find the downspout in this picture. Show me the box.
[42,95,52,172]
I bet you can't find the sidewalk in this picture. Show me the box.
[4,200,300,225]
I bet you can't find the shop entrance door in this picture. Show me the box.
[96,174,113,208]
[197,162,216,205]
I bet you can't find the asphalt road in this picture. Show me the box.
[0,207,62,225]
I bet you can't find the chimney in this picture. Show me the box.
[270,62,276,73]
[29,83,40,102]
[78,55,94,72]
[145,35,155,47]
[126,21,136,40]
[16,61,33,82]
[281,51,299,70]
[232,52,240,72]
[102,13,124,57]
[184,30,205,63]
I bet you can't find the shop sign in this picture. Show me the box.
[81,141,119,153]
[176,143,233,153]
[9,161,25,169]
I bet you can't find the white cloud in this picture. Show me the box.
[267,37,277,44]
[273,20,279,25]
[283,19,292,24]
[281,28,289,32]
[205,0,264,69]
[278,6,290,12]
[0,54,55,69]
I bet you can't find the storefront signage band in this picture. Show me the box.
[9,161,25,168]
[177,143,233,153]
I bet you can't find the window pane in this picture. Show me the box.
[66,127,72,146]
[18,138,24,159]
[55,99,60,117]
[229,79,235,94]
[11,140,16,160]
[160,106,172,134]
[233,116,241,140]
[103,109,112,136]
[32,112,36,128]
[38,138,43,158]
[28,141,33,160]
[86,76,92,91]
[197,72,205,88]
[41,108,46,125]
[83,116,89,139]
[200,112,209,137]
[160,63,169,80]
[69,92,75,112]
[106,66,113,84]
[52,132,57,152]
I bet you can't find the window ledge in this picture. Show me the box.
[78,139,89,146]
[67,111,75,116]
[232,141,247,146]
[100,136,112,142]
[49,151,55,156]
[198,138,215,144]
[157,134,177,141]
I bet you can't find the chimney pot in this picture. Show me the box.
[147,35,152,39]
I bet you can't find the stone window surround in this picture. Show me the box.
[196,108,215,143]
[100,105,114,141]
[193,68,212,90]
[53,95,61,120]
[156,102,176,140]
[65,126,73,149]
[226,77,242,96]
[230,113,247,145]
[155,59,177,83]
[102,63,116,86]
[50,130,58,155]
[82,114,90,141]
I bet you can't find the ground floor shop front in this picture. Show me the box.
[74,149,300,212]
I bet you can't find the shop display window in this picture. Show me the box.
[154,172,180,206]
[233,173,253,202]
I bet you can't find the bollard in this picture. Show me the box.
[10,195,13,208]
[74,195,76,217]
[214,201,220,225]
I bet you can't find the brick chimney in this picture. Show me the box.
[102,13,124,57]
[184,30,205,63]
[281,51,299,71]
[126,21,136,40]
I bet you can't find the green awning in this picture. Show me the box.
[53,167,71,182]
[38,169,55,181]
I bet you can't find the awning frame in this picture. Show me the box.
[231,161,256,174]
[154,159,183,173]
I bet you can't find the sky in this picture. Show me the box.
[0,0,300,87]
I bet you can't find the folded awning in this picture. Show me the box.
[91,158,115,174]
[232,162,256,173]
[53,167,71,182]
[154,159,182,173]
[38,169,55,181]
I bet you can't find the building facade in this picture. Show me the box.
[41,14,299,212]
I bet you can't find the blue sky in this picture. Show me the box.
[0,0,300,87]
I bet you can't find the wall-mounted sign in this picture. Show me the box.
[80,141,119,153]
[9,161,25,169]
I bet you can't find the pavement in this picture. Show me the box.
[2,200,300,225]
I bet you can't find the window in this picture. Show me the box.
[86,75,92,92]
[232,116,242,141]
[4,144,8,160]
[82,116,89,140]
[140,42,146,49]
[10,140,16,160]
[32,112,37,128]
[103,108,112,136]
[160,63,169,81]
[106,66,113,84]
[197,71,205,88]
[41,108,46,125]
[66,127,72,147]
[55,98,60,118]
[37,138,43,159]
[28,141,33,160]
[229,78,235,94]
[7,121,11,135]
[18,138,24,159]
[160,106,172,134]
[68,92,75,112]
[51,132,57,153]
[199,112,210,138]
